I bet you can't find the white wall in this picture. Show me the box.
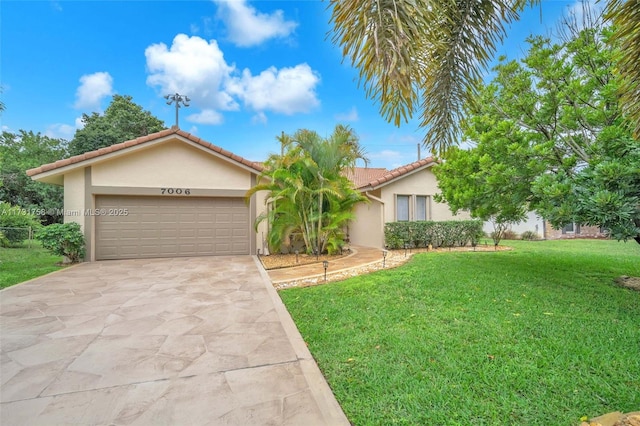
[482,211,545,238]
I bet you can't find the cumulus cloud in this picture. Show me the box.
[74,72,113,110]
[146,34,238,111]
[335,106,359,122]
[187,109,224,125]
[145,35,320,123]
[228,64,320,114]
[213,0,297,47]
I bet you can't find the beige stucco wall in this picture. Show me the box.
[91,139,251,189]
[349,198,384,248]
[63,168,86,230]
[380,168,470,222]
[254,188,270,254]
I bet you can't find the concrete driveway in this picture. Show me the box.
[0,256,348,425]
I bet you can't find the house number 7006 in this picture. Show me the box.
[160,188,191,195]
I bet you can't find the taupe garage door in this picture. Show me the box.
[95,195,249,260]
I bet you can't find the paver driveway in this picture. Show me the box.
[0,256,348,425]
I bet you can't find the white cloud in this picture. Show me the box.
[145,34,238,111]
[187,109,224,125]
[335,106,359,122]
[188,126,198,134]
[45,123,75,140]
[213,0,297,47]
[74,72,113,110]
[145,35,321,123]
[228,64,320,115]
[251,111,268,125]
[75,116,85,130]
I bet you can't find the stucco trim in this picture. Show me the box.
[27,129,263,181]
[250,174,257,255]
[90,186,248,198]
[84,167,93,262]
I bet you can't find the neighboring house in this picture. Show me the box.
[27,128,269,261]
[28,129,467,260]
[482,212,545,240]
[544,222,608,240]
[346,158,471,248]
[482,214,608,241]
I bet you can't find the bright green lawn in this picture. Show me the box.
[0,241,64,289]
[280,239,640,426]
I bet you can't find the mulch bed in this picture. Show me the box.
[258,251,349,270]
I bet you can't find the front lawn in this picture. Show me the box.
[280,239,640,425]
[0,241,64,289]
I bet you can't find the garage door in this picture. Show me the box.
[95,195,249,260]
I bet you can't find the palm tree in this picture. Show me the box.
[328,0,640,154]
[246,125,368,254]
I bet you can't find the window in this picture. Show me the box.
[396,195,410,221]
[562,223,580,234]
[416,196,428,221]
[396,195,430,221]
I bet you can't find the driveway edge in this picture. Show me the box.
[252,256,350,425]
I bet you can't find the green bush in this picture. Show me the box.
[501,229,519,240]
[521,230,540,241]
[0,230,10,248]
[0,202,41,245]
[36,222,85,263]
[384,220,484,249]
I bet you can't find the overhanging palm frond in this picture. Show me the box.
[328,0,534,155]
[605,0,640,138]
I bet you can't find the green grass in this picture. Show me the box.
[0,241,64,289]
[280,240,640,425]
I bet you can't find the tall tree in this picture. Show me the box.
[0,131,68,225]
[328,0,640,154]
[69,94,166,156]
[247,125,368,254]
[435,20,640,244]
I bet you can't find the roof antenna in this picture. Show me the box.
[417,143,421,161]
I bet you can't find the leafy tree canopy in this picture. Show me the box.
[0,130,68,225]
[435,19,640,244]
[69,94,166,156]
[247,125,368,254]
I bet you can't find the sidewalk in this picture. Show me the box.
[266,246,408,290]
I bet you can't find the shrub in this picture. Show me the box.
[521,230,540,241]
[36,222,85,263]
[502,229,519,240]
[0,230,10,248]
[0,202,41,245]
[384,220,484,249]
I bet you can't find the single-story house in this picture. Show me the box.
[346,160,470,248]
[27,128,467,261]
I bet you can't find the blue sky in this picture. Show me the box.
[1,0,593,169]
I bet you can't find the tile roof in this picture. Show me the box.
[351,157,437,190]
[26,127,264,177]
[345,167,389,188]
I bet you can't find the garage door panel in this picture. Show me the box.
[95,196,250,260]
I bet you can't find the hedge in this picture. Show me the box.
[384,220,485,249]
